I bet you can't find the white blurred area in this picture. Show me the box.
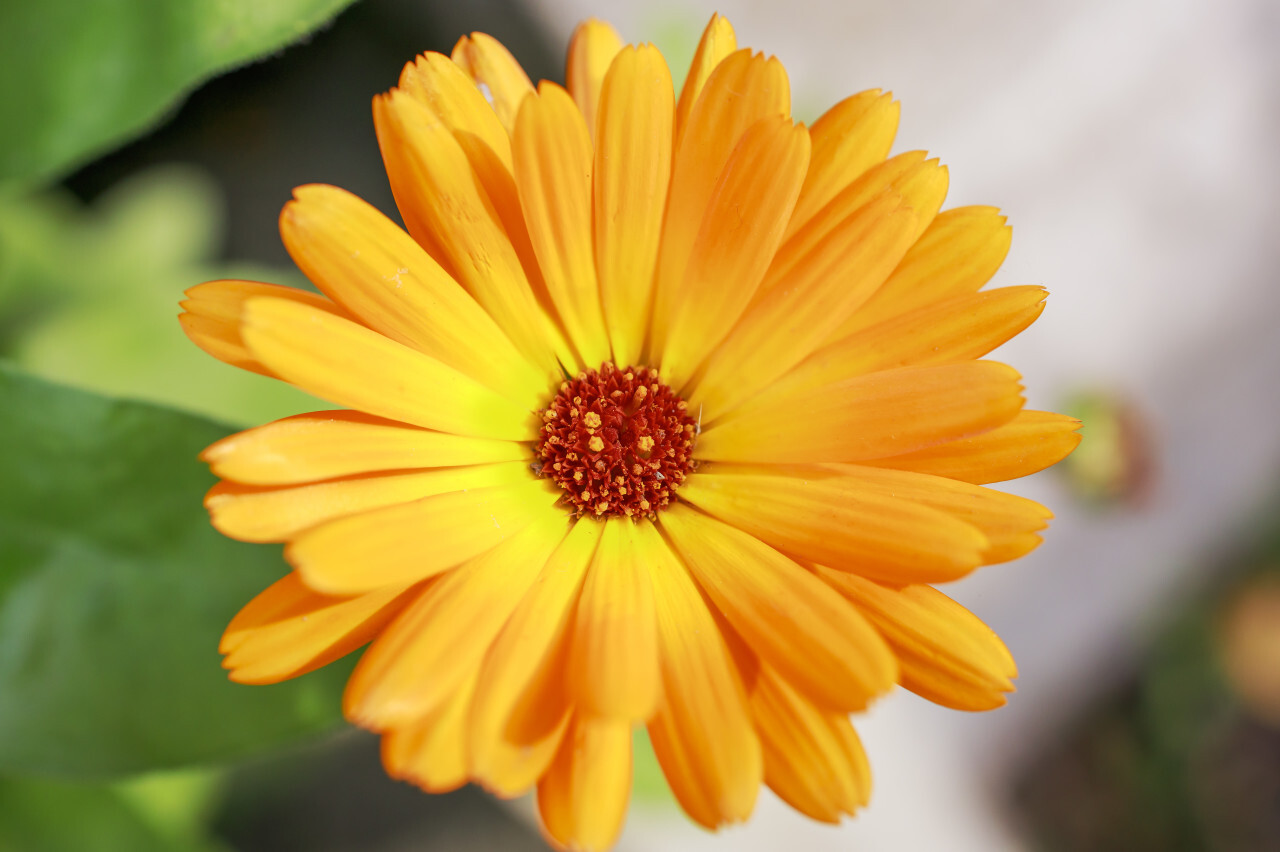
[521,0,1280,849]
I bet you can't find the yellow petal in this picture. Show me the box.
[381,670,477,793]
[831,205,1012,342]
[651,49,789,359]
[205,460,533,544]
[785,89,900,240]
[827,463,1052,564]
[397,50,513,169]
[691,190,917,417]
[373,91,569,376]
[678,467,987,585]
[450,32,534,133]
[769,286,1048,400]
[674,13,737,144]
[239,296,538,441]
[818,568,1017,711]
[220,573,416,684]
[389,55,554,343]
[512,82,611,369]
[767,153,948,298]
[279,184,543,407]
[537,716,632,852]
[287,478,562,595]
[568,517,660,720]
[202,411,531,486]
[697,361,1025,464]
[751,665,871,823]
[640,520,761,828]
[470,521,601,797]
[566,19,624,139]
[863,409,1083,484]
[659,116,810,390]
[766,155,947,324]
[178,312,269,377]
[659,504,897,712]
[593,44,674,367]
[179,279,347,377]
[343,512,569,728]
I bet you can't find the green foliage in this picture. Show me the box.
[0,0,359,187]
[0,771,231,852]
[1,165,318,427]
[0,366,348,778]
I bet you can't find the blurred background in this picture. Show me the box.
[2,0,1279,849]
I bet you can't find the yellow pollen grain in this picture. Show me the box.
[637,435,655,454]
[639,499,651,511]
[583,411,602,430]
[634,385,648,402]
[588,436,605,453]
[573,471,583,482]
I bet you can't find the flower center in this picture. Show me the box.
[537,363,698,519]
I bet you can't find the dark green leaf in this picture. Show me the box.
[0,366,347,777]
[0,0,358,186]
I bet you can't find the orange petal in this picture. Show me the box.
[205,461,532,544]
[469,521,601,797]
[691,190,918,417]
[640,520,761,828]
[659,504,897,712]
[658,116,810,390]
[239,296,539,441]
[202,410,531,486]
[818,568,1017,711]
[751,665,871,823]
[651,49,789,359]
[832,205,1012,342]
[390,54,553,338]
[397,50,513,169]
[785,89,900,240]
[450,32,534,134]
[565,19,624,139]
[568,517,660,720]
[593,44,674,367]
[697,361,1025,464]
[381,670,478,793]
[220,573,416,684]
[674,13,737,144]
[827,463,1052,564]
[512,82,611,369]
[287,479,562,595]
[373,91,570,376]
[278,184,543,407]
[863,409,1082,484]
[678,467,987,584]
[766,153,948,302]
[343,512,569,729]
[537,716,632,852]
[769,286,1047,401]
[179,279,347,377]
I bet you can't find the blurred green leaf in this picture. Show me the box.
[0,0,358,187]
[0,366,348,777]
[2,165,318,427]
[0,775,227,852]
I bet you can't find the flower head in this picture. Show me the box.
[182,14,1079,850]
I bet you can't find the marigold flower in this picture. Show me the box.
[181,14,1080,850]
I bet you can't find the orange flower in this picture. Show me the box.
[182,14,1079,850]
